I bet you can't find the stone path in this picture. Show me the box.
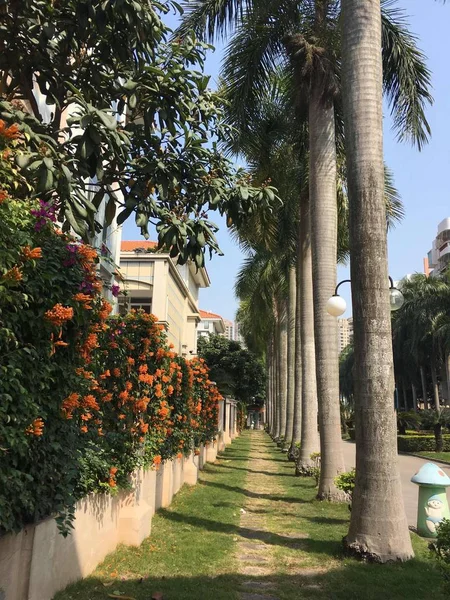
[341,440,450,526]
[235,433,279,600]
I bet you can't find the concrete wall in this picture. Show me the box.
[0,421,239,600]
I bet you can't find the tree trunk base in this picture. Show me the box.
[317,488,347,502]
[295,463,315,477]
[287,445,299,462]
[343,537,414,563]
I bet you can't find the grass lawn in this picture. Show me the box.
[54,432,448,600]
[415,451,450,463]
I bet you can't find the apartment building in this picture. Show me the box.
[119,241,210,355]
[338,317,353,354]
[425,218,450,277]
[223,319,234,341]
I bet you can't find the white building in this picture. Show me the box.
[119,241,210,356]
[338,317,353,354]
[426,218,450,277]
[197,310,226,339]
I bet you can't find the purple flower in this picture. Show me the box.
[111,284,120,297]
[31,200,57,231]
[80,280,94,293]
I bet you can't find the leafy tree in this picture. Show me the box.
[0,0,276,265]
[197,334,266,406]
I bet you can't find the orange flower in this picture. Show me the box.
[177,452,183,459]
[153,455,162,466]
[62,393,80,419]
[73,293,93,309]
[99,369,111,379]
[99,298,112,321]
[3,266,23,282]
[167,385,174,396]
[125,381,133,391]
[0,190,8,204]
[139,364,148,374]
[135,396,150,412]
[22,246,42,260]
[154,383,163,398]
[26,417,44,436]
[83,394,99,411]
[127,357,135,365]
[118,413,126,420]
[118,390,129,403]
[139,373,154,385]
[0,120,20,139]
[80,425,88,433]
[45,304,74,326]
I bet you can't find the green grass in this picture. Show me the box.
[261,438,447,600]
[415,451,450,463]
[54,432,448,600]
[54,436,252,600]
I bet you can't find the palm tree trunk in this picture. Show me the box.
[309,84,345,498]
[420,365,428,410]
[289,233,303,461]
[431,361,440,415]
[278,304,288,443]
[297,191,320,473]
[273,323,280,438]
[341,0,413,561]
[411,383,418,412]
[402,383,408,411]
[446,353,450,405]
[284,265,296,447]
[266,340,273,431]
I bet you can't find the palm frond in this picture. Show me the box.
[381,0,433,150]
[176,0,249,41]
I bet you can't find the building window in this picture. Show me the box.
[130,297,152,314]
[203,321,210,329]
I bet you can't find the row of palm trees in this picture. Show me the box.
[341,271,450,413]
[178,0,439,561]
[394,273,450,411]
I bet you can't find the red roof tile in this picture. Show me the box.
[121,240,157,252]
[199,309,223,320]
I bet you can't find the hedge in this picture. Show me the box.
[0,195,220,535]
[397,435,450,453]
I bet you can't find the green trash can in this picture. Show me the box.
[411,462,450,537]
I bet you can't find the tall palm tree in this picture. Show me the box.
[340,0,427,561]
[178,0,431,500]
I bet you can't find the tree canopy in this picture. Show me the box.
[197,334,266,406]
[0,0,277,267]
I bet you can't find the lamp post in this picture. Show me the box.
[326,276,404,317]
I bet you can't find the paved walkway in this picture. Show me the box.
[342,441,450,526]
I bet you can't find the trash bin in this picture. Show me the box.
[411,462,450,537]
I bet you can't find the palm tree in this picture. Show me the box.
[178,0,431,500]
[339,0,433,561]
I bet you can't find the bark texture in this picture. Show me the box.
[278,307,288,440]
[284,265,296,447]
[289,241,303,460]
[341,0,413,561]
[297,192,320,472]
[420,366,428,409]
[309,84,345,497]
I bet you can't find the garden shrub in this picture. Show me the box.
[0,195,220,535]
[431,518,450,585]
[397,435,450,453]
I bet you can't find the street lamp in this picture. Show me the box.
[326,276,404,317]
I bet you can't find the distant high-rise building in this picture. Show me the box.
[338,318,353,354]
[234,320,245,345]
[425,218,450,277]
[223,319,234,341]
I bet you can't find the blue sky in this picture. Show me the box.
[122,0,450,321]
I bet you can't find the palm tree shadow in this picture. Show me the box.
[201,479,308,503]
